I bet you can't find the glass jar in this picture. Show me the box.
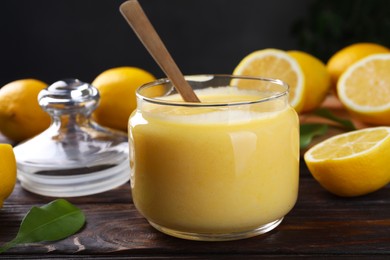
[128,75,299,241]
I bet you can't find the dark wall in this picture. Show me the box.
[0,0,312,86]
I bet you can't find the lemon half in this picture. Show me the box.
[327,42,389,89]
[233,48,305,112]
[304,127,390,197]
[337,53,390,125]
[288,50,331,113]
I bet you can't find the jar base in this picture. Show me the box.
[148,217,283,241]
[17,160,130,197]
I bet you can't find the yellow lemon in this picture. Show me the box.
[0,79,50,143]
[304,127,390,197]
[0,143,17,208]
[327,42,389,89]
[288,50,331,113]
[337,53,390,125]
[233,48,305,113]
[92,66,156,132]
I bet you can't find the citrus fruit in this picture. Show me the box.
[337,53,390,125]
[233,48,305,112]
[0,143,17,208]
[326,42,389,89]
[304,127,390,197]
[0,79,50,142]
[92,66,156,132]
[288,50,331,113]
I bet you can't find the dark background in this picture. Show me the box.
[0,0,312,86]
[1,0,389,87]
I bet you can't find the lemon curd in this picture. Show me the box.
[129,77,299,240]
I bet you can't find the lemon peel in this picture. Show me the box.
[0,143,17,207]
[92,66,155,132]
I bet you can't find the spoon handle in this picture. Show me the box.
[120,0,200,102]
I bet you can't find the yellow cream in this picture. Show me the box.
[129,86,299,233]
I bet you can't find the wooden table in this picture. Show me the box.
[1,160,389,259]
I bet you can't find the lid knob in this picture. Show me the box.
[38,78,99,115]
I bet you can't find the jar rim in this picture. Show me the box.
[136,74,289,107]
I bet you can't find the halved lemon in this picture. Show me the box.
[327,42,389,89]
[288,50,331,113]
[337,53,390,125]
[304,127,390,197]
[233,49,305,112]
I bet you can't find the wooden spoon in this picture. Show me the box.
[119,0,200,102]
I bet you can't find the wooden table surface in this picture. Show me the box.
[1,160,389,259]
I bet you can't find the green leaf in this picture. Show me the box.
[0,199,85,253]
[300,123,329,149]
[314,108,356,131]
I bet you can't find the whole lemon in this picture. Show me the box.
[0,143,17,208]
[288,50,331,113]
[92,67,156,132]
[0,79,51,143]
[326,42,389,90]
